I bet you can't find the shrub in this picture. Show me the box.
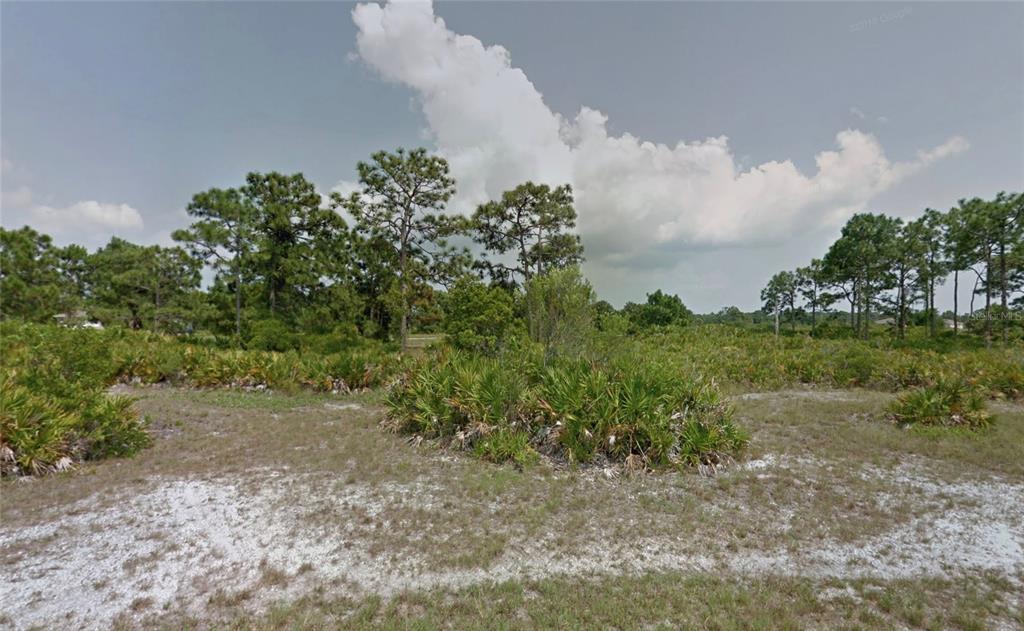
[0,370,150,477]
[887,378,993,430]
[623,290,693,330]
[629,325,1024,400]
[443,277,519,355]
[385,349,748,471]
[523,267,595,362]
[0,321,404,475]
[247,319,300,352]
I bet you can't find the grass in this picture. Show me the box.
[172,572,1020,630]
[4,385,1023,629]
[732,390,1024,478]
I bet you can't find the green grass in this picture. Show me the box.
[166,571,1019,630]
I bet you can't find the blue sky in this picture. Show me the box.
[2,1,1021,311]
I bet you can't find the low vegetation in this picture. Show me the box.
[888,378,994,430]
[1,324,151,476]
[384,349,748,471]
[0,321,399,476]
[633,326,1024,399]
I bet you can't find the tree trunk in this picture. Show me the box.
[999,242,1008,344]
[235,273,242,340]
[850,293,856,333]
[536,224,544,278]
[399,247,409,352]
[970,273,978,316]
[896,277,905,339]
[953,270,959,334]
[399,209,412,352]
[774,305,779,338]
[234,233,243,341]
[154,281,162,333]
[928,277,936,337]
[853,283,860,335]
[863,292,871,340]
[985,254,992,348]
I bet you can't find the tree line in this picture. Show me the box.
[0,148,583,350]
[760,192,1023,344]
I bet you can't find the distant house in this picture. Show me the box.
[53,311,104,329]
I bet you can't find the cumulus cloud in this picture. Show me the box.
[2,152,156,248]
[350,1,968,268]
[29,200,144,233]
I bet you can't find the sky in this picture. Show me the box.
[2,1,1022,312]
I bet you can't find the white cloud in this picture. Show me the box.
[2,185,33,209]
[850,106,866,120]
[350,1,968,268]
[1,165,145,240]
[29,200,144,234]
[1,155,150,248]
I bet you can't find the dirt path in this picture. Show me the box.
[2,388,1022,629]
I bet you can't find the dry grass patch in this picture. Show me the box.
[3,386,1022,630]
[171,571,1021,630]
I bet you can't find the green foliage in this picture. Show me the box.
[442,277,519,355]
[523,266,595,362]
[247,318,300,352]
[338,147,465,348]
[470,181,583,286]
[630,325,1024,399]
[761,270,799,334]
[0,321,406,475]
[888,378,993,430]
[385,349,748,470]
[0,380,79,475]
[624,290,693,330]
[1,323,151,476]
[473,428,539,468]
[0,226,87,321]
[776,192,1022,344]
[88,237,201,331]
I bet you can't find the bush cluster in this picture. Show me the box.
[634,326,1023,399]
[887,378,993,430]
[384,349,748,471]
[0,321,403,475]
[1,323,151,475]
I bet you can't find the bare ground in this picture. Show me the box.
[2,387,1022,629]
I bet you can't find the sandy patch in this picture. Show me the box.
[3,458,1022,629]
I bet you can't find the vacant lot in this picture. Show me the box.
[2,386,1022,630]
